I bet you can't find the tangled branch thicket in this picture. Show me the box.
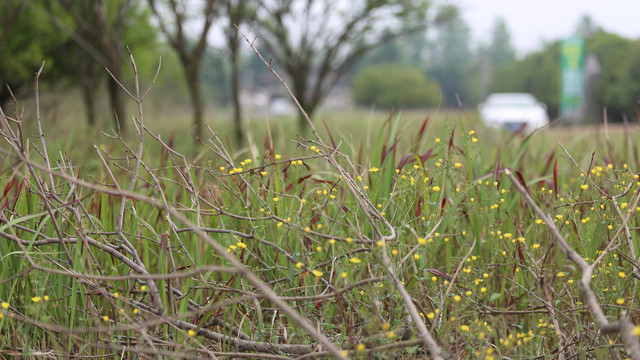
[0,47,640,359]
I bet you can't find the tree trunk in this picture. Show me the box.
[187,68,204,141]
[78,51,98,126]
[82,85,96,126]
[297,103,317,134]
[230,48,243,146]
[297,111,306,132]
[107,73,125,131]
[292,77,309,133]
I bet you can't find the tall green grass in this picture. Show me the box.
[1,90,639,359]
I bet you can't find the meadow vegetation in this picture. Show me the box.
[1,61,640,360]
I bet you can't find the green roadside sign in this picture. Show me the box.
[560,37,585,116]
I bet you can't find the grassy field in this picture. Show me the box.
[1,81,640,360]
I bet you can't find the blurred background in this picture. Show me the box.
[1,0,639,145]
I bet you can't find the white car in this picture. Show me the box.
[269,97,296,116]
[478,93,549,132]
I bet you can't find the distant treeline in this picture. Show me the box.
[349,15,640,122]
[2,1,638,135]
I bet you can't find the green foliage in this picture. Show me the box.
[0,1,71,104]
[587,32,640,119]
[352,64,441,108]
[0,0,174,126]
[120,3,162,79]
[487,17,515,68]
[352,32,409,72]
[427,13,473,106]
[575,15,600,38]
[201,49,231,105]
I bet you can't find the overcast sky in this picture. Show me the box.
[459,0,640,56]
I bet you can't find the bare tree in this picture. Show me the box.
[223,0,254,145]
[253,0,455,131]
[58,0,132,129]
[148,0,217,141]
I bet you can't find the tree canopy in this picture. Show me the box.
[352,64,441,108]
[492,30,640,120]
[0,1,69,106]
[426,13,472,106]
[3,0,640,133]
[253,0,456,130]
[488,17,516,68]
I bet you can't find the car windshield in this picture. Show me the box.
[486,94,537,107]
